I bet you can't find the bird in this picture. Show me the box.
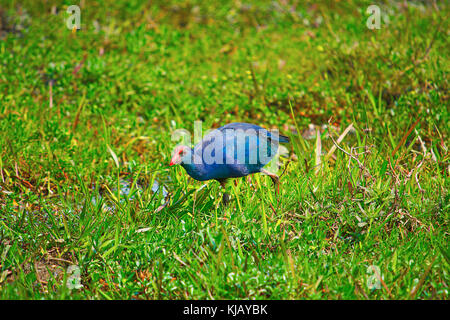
[169,122,290,204]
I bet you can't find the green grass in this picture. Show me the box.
[0,0,448,299]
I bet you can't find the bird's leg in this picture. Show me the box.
[218,179,230,206]
[261,169,280,194]
[222,192,231,206]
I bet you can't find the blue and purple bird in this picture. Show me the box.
[169,122,290,204]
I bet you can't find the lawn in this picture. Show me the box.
[0,0,448,299]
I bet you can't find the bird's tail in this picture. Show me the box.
[278,134,290,143]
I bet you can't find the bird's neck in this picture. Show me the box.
[181,152,208,181]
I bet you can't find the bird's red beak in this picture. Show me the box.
[169,155,179,166]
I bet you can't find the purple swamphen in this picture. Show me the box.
[169,122,290,204]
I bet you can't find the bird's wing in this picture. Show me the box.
[222,127,277,167]
[193,123,282,167]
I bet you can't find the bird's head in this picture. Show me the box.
[169,145,191,166]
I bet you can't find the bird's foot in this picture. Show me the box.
[261,169,280,194]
